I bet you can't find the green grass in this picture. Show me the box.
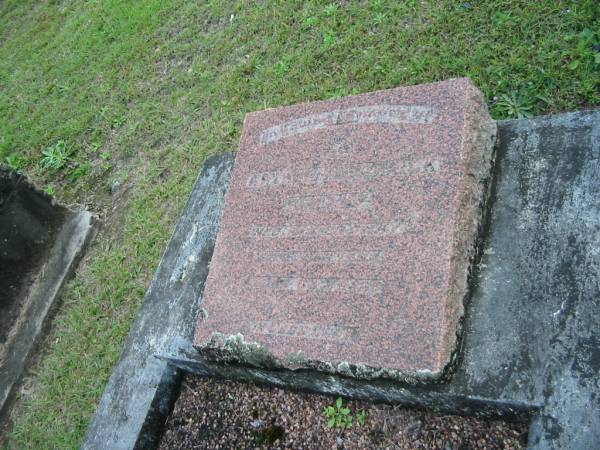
[0,0,598,448]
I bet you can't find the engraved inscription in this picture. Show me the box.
[251,221,406,238]
[251,320,358,342]
[284,192,373,213]
[259,105,437,144]
[259,250,386,264]
[246,159,441,188]
[324,137,354,159]
[254,276,384,295]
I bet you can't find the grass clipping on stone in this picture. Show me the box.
[0,0,597,448]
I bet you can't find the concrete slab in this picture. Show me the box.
[194,78,496,380]
[82,153,234,450]
[167,108,600,450]
[0,167,96,420]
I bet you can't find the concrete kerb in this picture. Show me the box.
[0,168,97,426]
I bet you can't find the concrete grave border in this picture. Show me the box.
[84,109,600,450]
[0,169,96,422]
[82,153,235,450]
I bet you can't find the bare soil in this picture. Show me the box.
[158,375,528,450]
[0,172,66,345]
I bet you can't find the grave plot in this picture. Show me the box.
[0,166,95,419]
[83,81,600,450]
[0,168,66,346]
[158,376,527,450]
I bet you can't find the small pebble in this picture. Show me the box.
[111,180,121,195]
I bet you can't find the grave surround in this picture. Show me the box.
[0,166,95,419]
[194,78,496,379]
[84,107,600,450]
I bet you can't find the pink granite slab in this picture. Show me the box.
[194,78,496,380]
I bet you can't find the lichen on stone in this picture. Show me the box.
[203,332,280,369]
[197,333,443,384]
[285,351,308,367]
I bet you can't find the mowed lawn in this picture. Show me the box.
[0,0,598,448]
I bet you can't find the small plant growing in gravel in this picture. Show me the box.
[323,397,353,429]
[356,409,367,427]
[41,140,70,171]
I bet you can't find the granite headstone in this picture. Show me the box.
[194,78,496,380]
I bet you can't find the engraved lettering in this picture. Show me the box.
[284,192,373,213]
[246,159,441,189]
[259,105,437,144]
[252,221,406,238]
[259,250,386,263]
[254,276,384,295]
[252,320,358,342]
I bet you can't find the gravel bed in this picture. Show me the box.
[158,375,527,449]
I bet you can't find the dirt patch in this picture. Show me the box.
[159,375,528,450]
[0,168,67,345]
